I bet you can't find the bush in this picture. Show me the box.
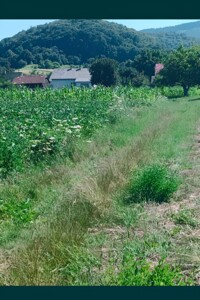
[125,164,180,204]
[160,86,184,99]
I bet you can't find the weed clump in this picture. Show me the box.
[104,256,194,286]
[125,164,180,204]
[171,209,198,227]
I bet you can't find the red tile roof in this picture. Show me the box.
[13,75,48,85]
[155,63,164,75]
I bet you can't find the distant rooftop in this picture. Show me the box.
[155,63,164,75]
[49,68,91,82]
[13,75,48,84]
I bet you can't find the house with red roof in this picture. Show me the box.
[12,75,49,88]
[155,63,164,75]
[151,63,164,83]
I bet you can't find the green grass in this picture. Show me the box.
[171,209,198,227]
[1,89,200,285]
[15,64,53,76]
[15,64,84,76]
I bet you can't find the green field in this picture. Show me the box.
[0,86,200,285]
[15,64,77,76]
[15,64,53,76]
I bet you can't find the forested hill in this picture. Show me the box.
[141,20,200,40]
[0,19,198,69]
[0,19,154,68]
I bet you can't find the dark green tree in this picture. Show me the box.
[16,59,27,68]
[119,61,148,86]
[133,49,165,83]
[89,57,119,87]
[156,46,200,96]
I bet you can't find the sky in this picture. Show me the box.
[0,19,199,41]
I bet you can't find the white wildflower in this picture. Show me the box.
[72,125,81,129]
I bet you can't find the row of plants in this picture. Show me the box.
[1,85,200,179]
[0,86,163,179]
[159,86,200,98]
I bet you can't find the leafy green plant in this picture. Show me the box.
[125,164,180,203]
[161,86,184,99]
[0,198,37,225]
[114,256,194,286]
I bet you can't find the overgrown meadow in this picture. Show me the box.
[1,85,200,286]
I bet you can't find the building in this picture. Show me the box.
[151,63,164,84]
[155,63,164,75]
[49,68,92,89]
[12,75,49,88]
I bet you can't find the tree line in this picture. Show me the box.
[90,46,200,97]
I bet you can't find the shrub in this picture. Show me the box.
[125,164,180,204]
[160,86,184,99]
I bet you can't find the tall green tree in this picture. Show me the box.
[89,57,119,87]
[133,49,165,83]
[119,61,148,87]
[157,46,200,96]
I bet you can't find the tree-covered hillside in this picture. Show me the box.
[0,19,198,70]
[142,20,200,40]
[147,31,199,50]
[0,19,151,69]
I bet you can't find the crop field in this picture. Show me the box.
[0,86,163,179]
[1,85,200,286]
